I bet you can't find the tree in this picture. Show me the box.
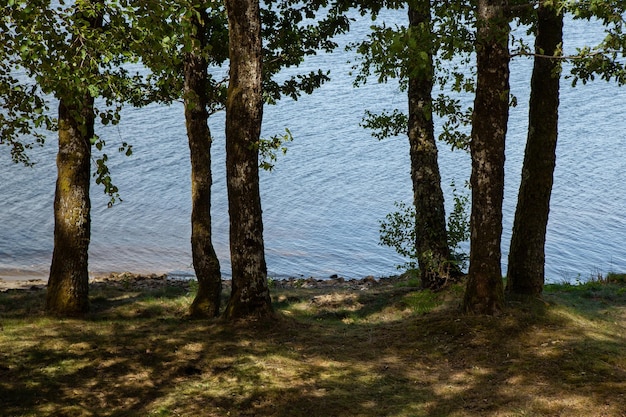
[127,0,229,318]
[129,0,348,319]
[6,0,140,315]
[27,1,104,316]
[507,2,563,299]
[352,0,473,288]
[221,0,350,319]
[46,1,107,316]
[223,0,273,319]
[407,0,461,289]
[184,4,228,317]
[462,0,510,315]
[504,0,626,299]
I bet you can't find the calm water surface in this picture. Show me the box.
[1,12,625,282]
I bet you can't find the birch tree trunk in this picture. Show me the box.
[462,0,510,315]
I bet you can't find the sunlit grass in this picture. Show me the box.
[1,277,626,416]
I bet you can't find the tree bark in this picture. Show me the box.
[462,0,510,315]
[185,6,223,318]
[46,97,93,316]
[407,1,459,290]
[223,0,273,319]
[507,4,563,298]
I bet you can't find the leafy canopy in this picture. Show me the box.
[3,0,146,204]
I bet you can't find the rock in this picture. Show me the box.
[363,275,378,285]
[1,272,407,293]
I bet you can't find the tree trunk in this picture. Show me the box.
[223,0,273,319]
[407,2,459,290]
[46,2,103,317]
[184,6,223,318]
[462,0,510,315]
[46,97,93,316]
[507,4,563,298]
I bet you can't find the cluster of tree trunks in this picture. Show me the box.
[5,0,574,318]
[463,0,564,312]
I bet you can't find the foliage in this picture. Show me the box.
[379,183,470,271]
[3,0,144,204]
[254,128,294,171]
[606,271,626,283]
[566,0,626,86]
[0,78,53,166]
[129,0,351,183]
[446,180,470,267]
[0,3,55,166]
[379,201,418,270]
[92,137,134,207]
[351,0,475,149]
[128,0,229,109]
[360,109,408,140]
[507,1,626,88]
[261,0,352,104]
[394,269,421,287]
[131,0,353,108]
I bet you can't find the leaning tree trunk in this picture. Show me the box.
[462,0,510,315]
[408,1,459,290]
[507,4,563,298]
[185,7,222,318]
[46,97,93,316]
[223,0,273,319]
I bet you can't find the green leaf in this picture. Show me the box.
[87,84,99,97]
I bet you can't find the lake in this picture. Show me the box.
[1,9,625,283]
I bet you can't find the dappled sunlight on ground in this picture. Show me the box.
[1,277,626,416]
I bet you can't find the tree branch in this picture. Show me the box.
[511,49,622,60]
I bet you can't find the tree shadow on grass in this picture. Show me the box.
[275,285,441,323]
[0,283,192,319]
[1,284,626,416]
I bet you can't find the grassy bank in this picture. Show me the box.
[1,276,625,416]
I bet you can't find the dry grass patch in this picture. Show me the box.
[1,277,625,416]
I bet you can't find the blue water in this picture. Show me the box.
[1,11,625,282]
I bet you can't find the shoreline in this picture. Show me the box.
[0,267,388,283]
[0,271,408,293]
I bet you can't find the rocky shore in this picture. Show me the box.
[0,271,410,293]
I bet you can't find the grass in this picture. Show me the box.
[1,276,625,417]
